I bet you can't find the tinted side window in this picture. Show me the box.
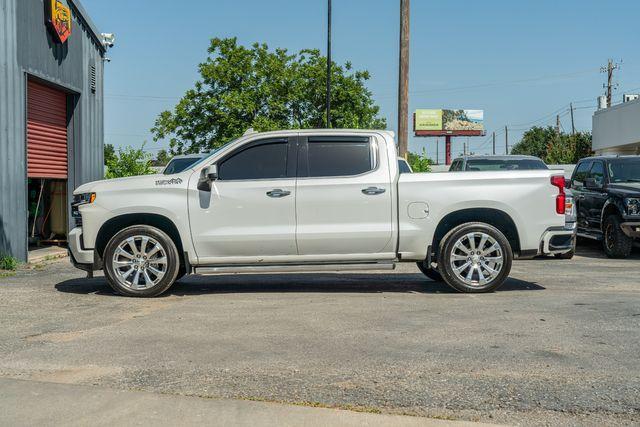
[398,159,412,174]
[572,161,592,187]
[218,141,288,180]
[306,138,373,177]
[449,160,461,171]
[589,161,605,186]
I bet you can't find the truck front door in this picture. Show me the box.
[294,135,395,259]
[188,137,298,264]
[571,160,592,230]
[584,161,608,229]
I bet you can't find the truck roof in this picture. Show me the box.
[454,155,544,161]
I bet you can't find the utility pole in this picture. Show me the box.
[570,103,575,135]
[556,114,561,134]
[436,138,439,165]
[397,0,410,158]
[504,126,508,154]
[601,59,620,108]
[326,0,332,127]
[492,131,496,155]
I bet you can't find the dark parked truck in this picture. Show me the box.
[570,156,640,258]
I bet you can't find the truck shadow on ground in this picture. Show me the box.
[55,274,544,297]
[530,237,640,261]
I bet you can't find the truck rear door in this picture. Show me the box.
[294,134,395,258]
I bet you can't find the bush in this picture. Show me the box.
[407,149,433,173]
[105,144,155,179]
[0,255,19,271]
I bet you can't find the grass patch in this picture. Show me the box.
[0,254,19,271]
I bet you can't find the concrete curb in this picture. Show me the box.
[0,378,500,427]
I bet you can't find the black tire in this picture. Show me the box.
[554,249,575,259]
[416,261,443,281]
[103,225,180,297]
[603,215,633,259]
[437,222,513,293]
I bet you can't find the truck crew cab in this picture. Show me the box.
[570,155,640,258]
[70,129,574,297]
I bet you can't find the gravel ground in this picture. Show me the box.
[0,239,638,426]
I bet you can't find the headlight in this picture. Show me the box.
[71,193,95,227]
[73,192,96,205]
[624,198,640,216]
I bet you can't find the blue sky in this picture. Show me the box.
[83,0,640,162]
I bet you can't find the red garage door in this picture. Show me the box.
[27,80,68,179]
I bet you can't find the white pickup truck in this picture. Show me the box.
[70,129,574,297]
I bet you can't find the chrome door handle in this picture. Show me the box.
[266,189,291,198]
[362,187,386,195]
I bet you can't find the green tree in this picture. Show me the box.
[510,126,557,160]
[104,143,117,165]
[154,149,171,166]
[152,37,386,154]
[407,149,433,172]
[105,144,155,179]
[511,126,592,164]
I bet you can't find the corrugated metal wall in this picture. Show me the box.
[0,0,104,261]
[0,0,27,261]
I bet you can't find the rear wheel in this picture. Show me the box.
[103,225,180,297]
[416,261,443,281]
[603,215,633,259]
[437,222,513,293]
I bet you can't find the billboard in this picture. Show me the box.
[414,109,484,136]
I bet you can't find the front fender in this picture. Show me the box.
[600,197,624,229]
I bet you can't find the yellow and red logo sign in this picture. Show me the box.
[49,0,72,43]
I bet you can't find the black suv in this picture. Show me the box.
[570,156,640,258]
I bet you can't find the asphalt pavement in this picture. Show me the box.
[0,238,638,425]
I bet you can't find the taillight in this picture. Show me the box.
[550,175,566,214]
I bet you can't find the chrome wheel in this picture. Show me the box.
[111,235,167,290]
[449,232,504,287]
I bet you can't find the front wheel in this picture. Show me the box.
[437,222,513,293]
[603,215,633,259]
[103,225,180,297]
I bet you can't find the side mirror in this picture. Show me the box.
[565,180,572,189]
[197,164,218,191]
[205,164,218,181]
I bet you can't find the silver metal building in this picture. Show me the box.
[1,0,105,261]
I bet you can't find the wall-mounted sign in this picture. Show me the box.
[414,109,484,136]
[48,0,72,43]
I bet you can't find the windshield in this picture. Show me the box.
[465,158,548,171]
[607,158,640,183]
[163,157,203,174]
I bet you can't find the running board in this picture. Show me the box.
[577,231,602,241]
[194,262,396,275]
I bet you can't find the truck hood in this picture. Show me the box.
[73,174,169,194]
[607,183,640,197]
